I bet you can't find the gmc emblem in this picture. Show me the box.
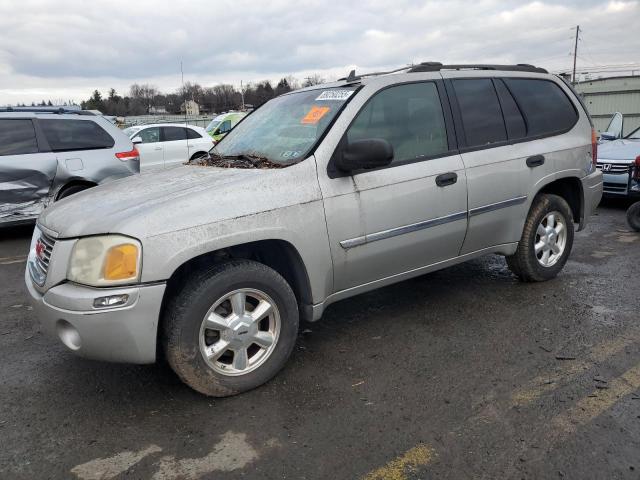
[35,239,45,260]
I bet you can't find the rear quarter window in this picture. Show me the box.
[0,119,39,156]
[504,79,578,136]
[40,119,115,152]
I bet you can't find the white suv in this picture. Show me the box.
[0,107,139,226]
[26,63,602,397]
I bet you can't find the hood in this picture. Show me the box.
[598,139,640,161]
[39,160,321,239]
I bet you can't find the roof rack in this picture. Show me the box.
[338,62,547,82]
[0,106,96,115]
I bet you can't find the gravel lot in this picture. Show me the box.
[1,202,639,480]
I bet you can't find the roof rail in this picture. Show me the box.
[338,62,547,82]
[408,62,548,74]
[0,106,96,115]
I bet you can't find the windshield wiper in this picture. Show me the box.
[192,151,285,169]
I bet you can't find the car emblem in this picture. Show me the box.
[601,163,612,172]
[35,239,45,259]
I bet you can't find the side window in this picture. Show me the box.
[162,127,187,142]
[138,127,160,143]
[186,128,201,139]
[217,120,232,134]
[0,119,39,156]
[452,79,506,147]
[40,119,115,152]
[504,79,578,136]
[346,82,449,164]
[494,79,526,140]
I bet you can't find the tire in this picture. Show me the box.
[627,202,640,232]
[162,259,299,397]
[57,184,91,200]
[506,194,574,282]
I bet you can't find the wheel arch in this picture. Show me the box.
[55,179,98,200]
[535,174,584,230]
[161,239,314,323]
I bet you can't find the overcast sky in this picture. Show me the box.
[0,0,638,105]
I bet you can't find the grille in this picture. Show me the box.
[30,231,55,286]
[596,162,632,175]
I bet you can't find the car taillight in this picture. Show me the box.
[591,128,598,167]
[115,147,139,162]
[633,155,640,181]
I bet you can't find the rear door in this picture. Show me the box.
[445,76,530,254]
[160,126,189,167]
[0,118,56,222]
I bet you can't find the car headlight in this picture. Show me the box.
[68,235,142,287]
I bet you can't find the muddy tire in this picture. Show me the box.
[506,194,574,282]
[162,259,299,397]
[627,202,640,232]
[57,184,91,200]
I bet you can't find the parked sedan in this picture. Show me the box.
[597,124,640,197]
[123,124,213,169]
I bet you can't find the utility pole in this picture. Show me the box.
[240,80,245,111]
[572,25,580,84]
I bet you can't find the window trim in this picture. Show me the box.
[446,76,580,155]
[327,79,459,179]
[0,118,40,156]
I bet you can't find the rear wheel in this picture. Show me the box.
[506,194,574,282]
[627,202,640,232]
[162,259,299,397]
[57,184,92,200]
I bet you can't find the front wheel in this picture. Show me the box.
[162,260,299,397]
[506,194,574,282]
[627,202,640,232]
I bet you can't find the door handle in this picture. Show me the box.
[435,172,458,187]
[154,147,162,151]
[526,155,545,167]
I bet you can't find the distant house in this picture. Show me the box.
[180,100,200,116]
[149,105,168,114]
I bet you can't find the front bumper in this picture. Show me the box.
[25,268,165,364]
[602,172,630,197]
[580,169,603,229]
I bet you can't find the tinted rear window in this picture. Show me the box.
[162,127,187,141]
[40,119,114,152]
[494,79,526,140]
[452,79,507,147]
[0,119,39,156]
[504,79,578,136]
[186,128,201,139]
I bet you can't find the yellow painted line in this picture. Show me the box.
[511,335,637,406]
[362,444,435,480]
[0,255,27,265]
[551,362,640,434]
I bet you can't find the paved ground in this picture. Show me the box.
[1,201,639,480]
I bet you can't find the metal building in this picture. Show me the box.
[573,76,640,135]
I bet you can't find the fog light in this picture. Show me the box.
[93,294,129,308]
[57,320,81,351]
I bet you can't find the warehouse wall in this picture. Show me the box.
[574,76,640,135]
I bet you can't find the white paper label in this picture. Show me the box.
[315,90,354,101]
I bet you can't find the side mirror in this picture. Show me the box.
[336,138,393,172]
[132,136,143,145]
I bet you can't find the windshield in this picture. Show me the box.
[123,126,141,138]
[205,119,221,133]
[212,86,358,165]
[626,125,640,140]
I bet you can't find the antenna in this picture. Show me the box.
[572,25,580,84]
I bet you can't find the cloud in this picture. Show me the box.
[0,0,638,104]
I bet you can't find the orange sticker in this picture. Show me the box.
[301,106,330,124]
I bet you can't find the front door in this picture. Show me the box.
[320,81,468,291]
[134,127,163,170]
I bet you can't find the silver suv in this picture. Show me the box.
[26,63,603,396]
[0,107,139,226]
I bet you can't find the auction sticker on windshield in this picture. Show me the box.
[315,90,354,101]
[301,106,330,125]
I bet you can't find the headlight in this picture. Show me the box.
[68,235,142,287]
